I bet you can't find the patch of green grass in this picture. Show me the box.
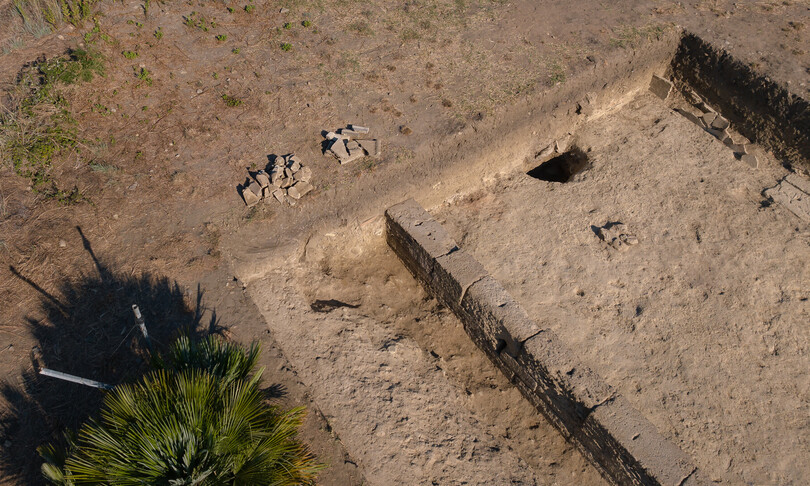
[283,21,292,29]
[122,50,138,59]
[280,42,292,51]
[232,47,240,54]
[548,66,565,85]
[153,27,163,39]
[215,34,227,41]
[83,17,112,44]
[0,48,104,203]
[134,67,153,86]
[221,94,243,107]
[244,4,254,13]
[302,20,311,27]
[40,47,105,84]
[184,11,215,31]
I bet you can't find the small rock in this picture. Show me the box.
[702,112,717,126]
[279,7,289,13]
[329,138,349,159]
[242,184,261,207]
[113,214,119,220]
[287,185,302,200]
[649,74,672,100]
[340,128,365,138]
[554,138,568,153]
[272,188,285,203]
[340,151,364,165]
[295,181,313,197]
[128,182,138,190]
[255,170,270,188]
[58,239,67,248]
[537,143,555,158]
[349,124,370,134]
[325,131,339,140]
[289,160,301,172]
[711,115,730,130]
[286,196,297,206]
[281,177,294,188]
[196,89,203,94]
[296,166,313,182]
[741,154,758,168]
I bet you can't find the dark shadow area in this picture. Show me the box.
[0,226,224,484]
[527,149,589,183]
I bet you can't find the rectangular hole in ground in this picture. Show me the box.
[527,149,589,183]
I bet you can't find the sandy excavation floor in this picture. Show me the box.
[241,227,605,485]
[434,91,810,484]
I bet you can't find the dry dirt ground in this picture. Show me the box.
[0,0,808,484]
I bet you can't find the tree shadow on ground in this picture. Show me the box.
[0,226,224,484]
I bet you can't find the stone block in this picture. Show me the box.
[701,112,717,126]
[459,276,541,357]
[242,183,261,206]
[349,124,370,134]
[710,115,729,130]
[649,75,672,101]
[385,199,458,285]
[272,188,285,203]
[432,250,488,308]
[329,138,349,159]
[295,166,312,182]
[255,170,270,188]
[578,396,698,486]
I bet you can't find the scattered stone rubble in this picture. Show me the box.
[240,153,313,207]
[323,124,381,164]
[650,74,758,168]
[593,222,638,251]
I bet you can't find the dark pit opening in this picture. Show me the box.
[527,149,589,183]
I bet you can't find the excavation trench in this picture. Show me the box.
[229,30,809,485]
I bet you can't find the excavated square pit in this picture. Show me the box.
[432,33,810,485]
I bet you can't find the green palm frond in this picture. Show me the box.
[39,336,323,485]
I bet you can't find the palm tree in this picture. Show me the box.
[39,336,323,485]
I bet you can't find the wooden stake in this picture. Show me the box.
[39,368,114,390]
[131,304,154,353]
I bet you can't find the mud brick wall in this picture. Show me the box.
[385,198,707,486]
